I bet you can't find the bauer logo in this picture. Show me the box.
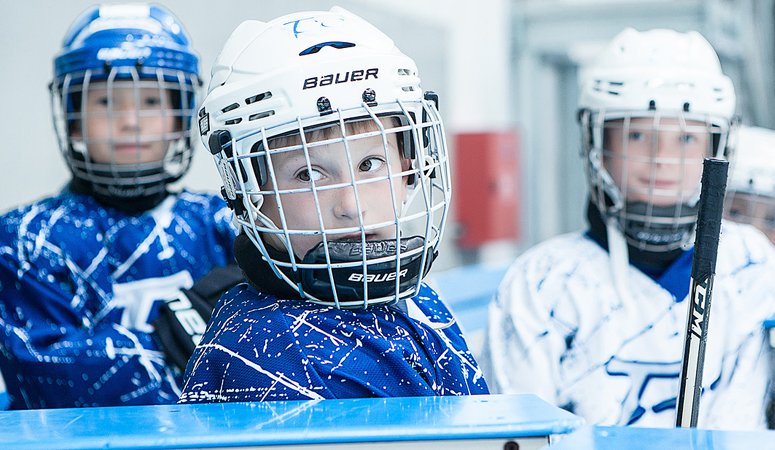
[348,269,408,283]
[348,240,409,257]
[97,47,152,61]
[303,68,379,90]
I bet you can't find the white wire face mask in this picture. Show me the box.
[582,110,730,251]
[51,66,198,198]
[213,99,450,308]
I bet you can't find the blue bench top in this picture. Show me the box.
[0,394,583,449]
[549,425,775,449]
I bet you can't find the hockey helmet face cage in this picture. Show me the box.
[724,126,775,244]
[578,28,737,252]
[201,8,450,309]
[50,4,200,199]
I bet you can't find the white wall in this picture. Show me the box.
[0,0,511,218]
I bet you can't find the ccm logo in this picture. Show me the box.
[348,269,408,283]
[689,277,710,339]
[303,68,379,90]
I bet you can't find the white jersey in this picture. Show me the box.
[481,221,775,430]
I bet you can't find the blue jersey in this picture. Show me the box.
[178,283,488,403]
[0,190,236,409]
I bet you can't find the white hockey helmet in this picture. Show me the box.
[724,125,775,242]
[199,7,450,308]
[578,28,737,252]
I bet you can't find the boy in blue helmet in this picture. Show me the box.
[177,8,488,403]
[0,4,239,409]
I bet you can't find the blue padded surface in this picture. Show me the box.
[431,261,510,333]
[0,394,583,449]
[550,426,775,450]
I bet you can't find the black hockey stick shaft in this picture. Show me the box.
[676,158,729,428]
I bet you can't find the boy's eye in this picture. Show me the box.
[681,134,699,145]
[359,157,384,173]
[95,96,109,107]
[296,168,322,182]
[143,96,163,108]
[628,131,646,141]
[727,208,744,219]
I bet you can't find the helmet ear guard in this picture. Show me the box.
[209,130,247,216]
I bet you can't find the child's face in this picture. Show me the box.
[725,192,775,244]
[604,116,710,206]
[73,80,177,165]
[260,121,411,260]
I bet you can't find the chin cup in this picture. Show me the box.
[300,236,433,304]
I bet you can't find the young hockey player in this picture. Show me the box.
[481,28,775,429]
[177,7,488,403]
[723,125,775,428]
[724,125,775,244]
[0,4,238,409]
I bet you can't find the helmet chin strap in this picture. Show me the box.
[68,175,169,213]
[620,201,698,252]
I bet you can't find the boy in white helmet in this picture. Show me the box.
[177,8,488,403]
[481,28,775,429]
[723,125,775,428]
[724,125,775,244]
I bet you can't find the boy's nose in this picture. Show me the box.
[654,133,683,159]
[332,184,365,220]
[115,109,141,132]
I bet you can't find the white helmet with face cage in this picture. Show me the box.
[724,126,775,241]
[578,28,737,252]
[199,7,450,308]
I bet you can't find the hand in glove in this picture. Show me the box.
[153,263,245,373]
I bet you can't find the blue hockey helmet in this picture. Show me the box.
[50,3,201,200]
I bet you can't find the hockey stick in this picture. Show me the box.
[676,158,729,428]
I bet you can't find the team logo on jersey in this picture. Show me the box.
[606,357,681,425]
[111,271,194,333]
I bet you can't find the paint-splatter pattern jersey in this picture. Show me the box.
[179,282,489,402]
[0,190,236,408]
[481,221,775,430]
